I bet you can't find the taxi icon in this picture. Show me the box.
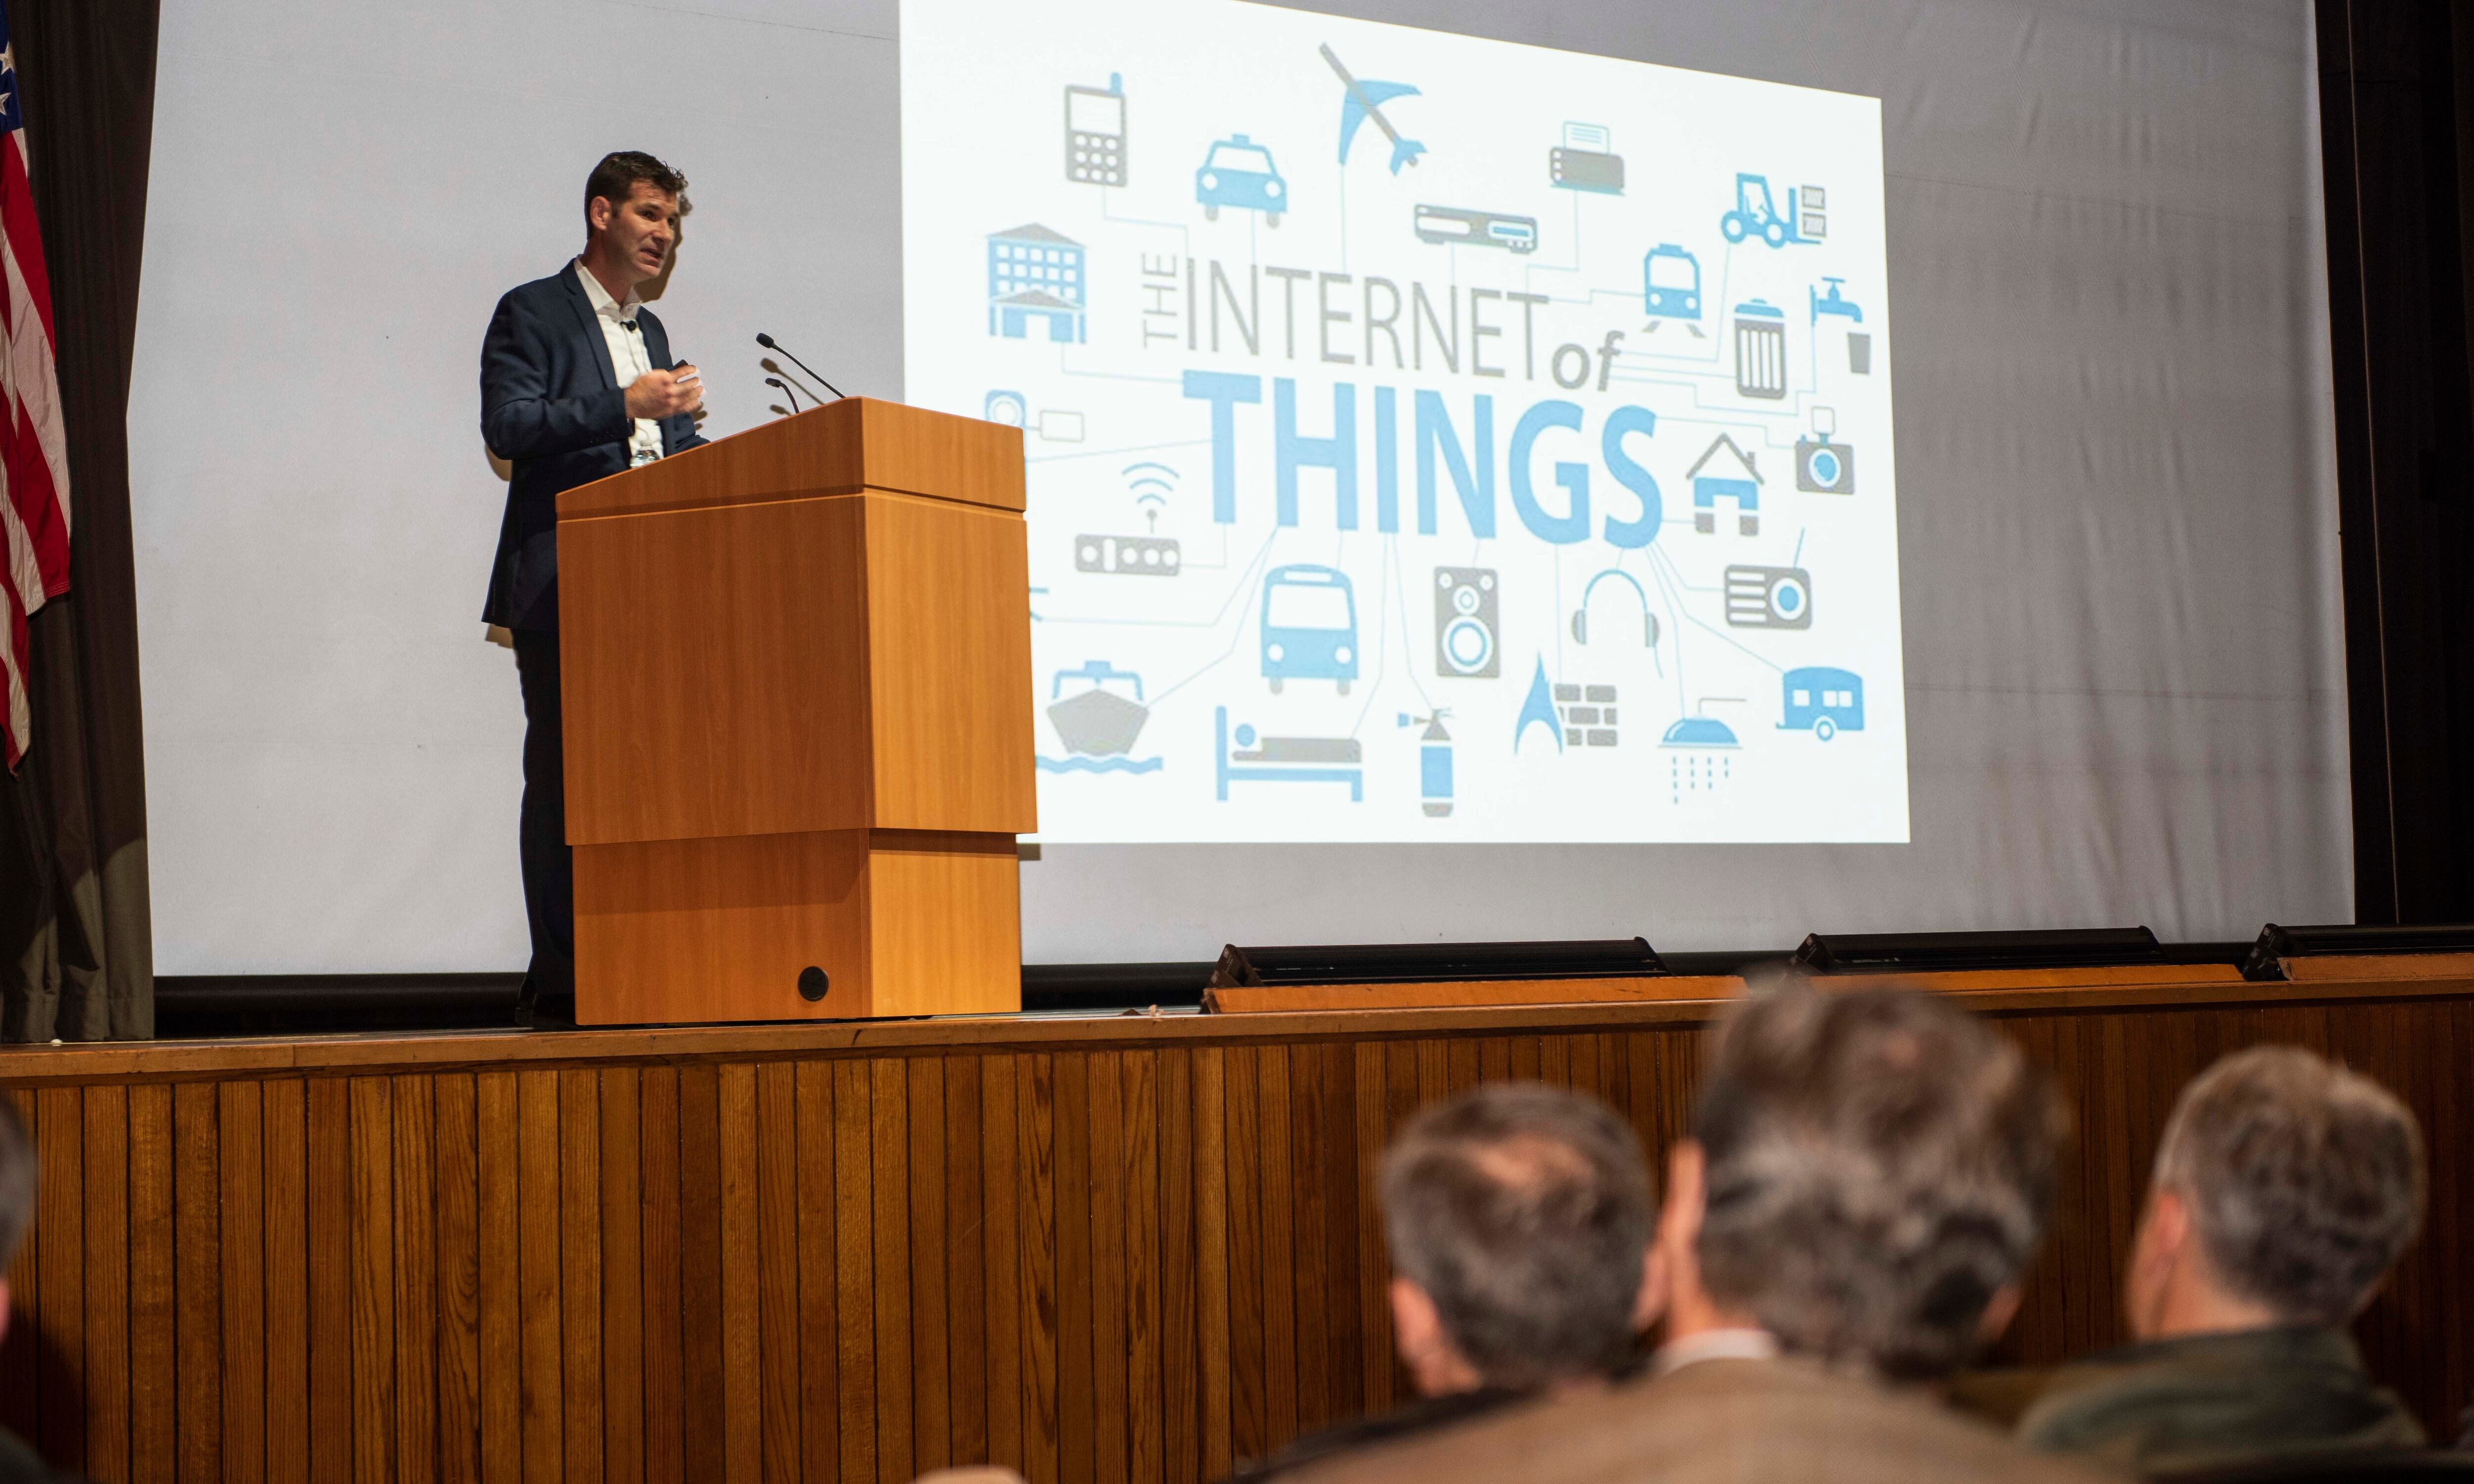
[1196,134,1287,226]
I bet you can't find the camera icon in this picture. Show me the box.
[1794,407,1856,495]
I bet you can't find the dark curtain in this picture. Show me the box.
[0,0,160,1040]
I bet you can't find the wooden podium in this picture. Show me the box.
[553,398,1036,1024]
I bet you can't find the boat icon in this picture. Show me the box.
[1039,660,1164,775]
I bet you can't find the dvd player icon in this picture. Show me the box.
[1434,566,1499,677]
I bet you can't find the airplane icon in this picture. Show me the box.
[1319,44,1425,174]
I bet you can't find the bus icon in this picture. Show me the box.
[1643,244,1701,323]
[1780,667,1863,741]
[1261,564,1358,695]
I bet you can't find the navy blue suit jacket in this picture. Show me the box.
[479,265,707,632]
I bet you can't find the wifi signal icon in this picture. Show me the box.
[1124,461,1179,531]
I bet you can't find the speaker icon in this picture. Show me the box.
[1433,567,1500,678]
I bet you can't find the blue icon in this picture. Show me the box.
[1216,706,1363,801]
[1039,660,1163,774]
[1810,277,1862,325]
[1570,569,1659,649]
[1662,712,1740,799]
[1781,667,1865,741]
[1642,244,1702,326]
[1124,461,1178,529]
[1514,656,1563,753]
[1549,122,1623,193]
[1197,134,1288,226]
[1399,711,1454,817]
[1687,433,1763,536]
[1719,173,1826,249]
[986,224,1087,342]
[1660,717,1740,748]
[984,389,1026,426]
[1321,45,1425,174]
[1260,563,1356,694]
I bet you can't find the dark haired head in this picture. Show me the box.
[584,150,688,218]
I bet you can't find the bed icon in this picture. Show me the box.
[1215,708,1363,801]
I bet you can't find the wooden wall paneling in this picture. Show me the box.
[1083,1051,1125,1484]
[1015,1053,1059,1484]
[596,1068,645,1484]
[715,1064,760,1484]
[33,1086,83,1471]
[0,1090,35,1452]
[173,1081,221,1484]
[755,1063,802,1484]
[1535,1032,1569,1088]
[559,1069,606,1484]
[434,1074,482,1484]
[473,1072,521,1484]
[867,1057,914,1484]
[128,1084,174,1484]
[1477,1035,1509,1084]
[676,1065,726,1484]
[636,1067,685,1484]
[793,1062,841,1484]
[943,1056,989,1469]
[345,1078,393,1484]
[82,1085,128,1484]
[1442,1038,1476,1098]
[392,1075,438,1484]
[1189,1047,1231,1483]
[1120,1050,1162,1484]
[1350,1043,1391,1424]
[1254,1046,1298,1454]
[829,1060,877,1484]
[258,1081,305,1484]
[1153,1048,1198,1484]
[1315,1043,1364,1432]
[217,1081,263,1484]
[1049,1053,1094,1484]
[515,1070,564,1484]
[1284,1045,1330,1439]
[905,1056,951,1477]
[1219,1047,1265,1467]
[978,1055,1024,1474]
[1507,1034,1541,1082]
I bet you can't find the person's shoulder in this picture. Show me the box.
[494,267,584,319]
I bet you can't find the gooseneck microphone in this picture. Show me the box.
[755,332,845,400]
[764,375,808,412]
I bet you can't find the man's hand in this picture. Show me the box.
[624,364,703,420]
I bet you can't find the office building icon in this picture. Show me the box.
[986,224,1088,343]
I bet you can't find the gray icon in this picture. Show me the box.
[1555,682,1621,748]
[1414,205,1538,254]
[1076,534,1182,576]
[1549,123,1623,194]
[1724,564,1813,629]
[1065,74,1127,186]
[1571,569,1658,648]
[1434,566,1500,678]
[1794,407,1855,495]
[1688,434,1763,537]
[1733,299,1787,399]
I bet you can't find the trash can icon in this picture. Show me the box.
[1733,300,1787,400]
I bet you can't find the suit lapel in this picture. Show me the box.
[557,264,620,392]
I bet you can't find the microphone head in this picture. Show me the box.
[765,376,786,390]
[756,332,776,348]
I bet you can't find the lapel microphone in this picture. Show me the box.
[755,332,845,400]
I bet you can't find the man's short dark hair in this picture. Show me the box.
[584,151,688,216]
[1379,1081,1653,1389]
[1692,983,2066,1381]
[2152,1046,2424,1326]
[0,1100,34,1271]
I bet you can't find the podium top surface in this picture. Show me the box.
[557,397,1026,521]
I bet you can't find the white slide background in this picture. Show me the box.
[129,0,2348,971]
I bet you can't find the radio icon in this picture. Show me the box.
[1724,564,1813,630]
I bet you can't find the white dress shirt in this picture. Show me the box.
[573,259,664,467]
[1651,1326,1780,1377]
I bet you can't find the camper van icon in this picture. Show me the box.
[1780,667,1864,741]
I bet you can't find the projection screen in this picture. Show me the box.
[127,0,2348,972]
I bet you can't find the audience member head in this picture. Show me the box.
[2126,1046,2424,1340]
[1379,1081,1661,1395]
[1659,981,2066,1381]
[0,1101,32,1345]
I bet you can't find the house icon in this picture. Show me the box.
[1686,432,1762,535]
[987,224,1088,343]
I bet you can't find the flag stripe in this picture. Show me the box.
[0,1,70,770]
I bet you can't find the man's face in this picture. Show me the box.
[589,181,679,286]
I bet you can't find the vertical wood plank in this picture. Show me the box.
[516,1070,564,1484]
[1219,1049,1263,1467]
[599,1069,646,1484]
[1121,1051,1163,1484]
[637,1068,685,1484]
[1254,1049,1298,1453]
[717,1064,761,1484]
[832,1061,878,1484]
[435,1075,483,1484]
[945,1056,988,1468]
[129,1085,176,1484]
[0,1092,36,1455]
[82,1086,129,1484]
[906,1057,950,1476]
[1191,1048,1231,1482]
[393,1077,438,1484]
[794,1063,840,1484]
[175,1082,223,1484]
[676,1065,725,1484]
[33,1086,84,1471]
[558,1070,604,1484]
[979,1055,1024,1475]
[347,1077,394,1484]
[260,1081,306,1484]
[1051,1054,1094,1484]
[1315,1043,1363,1427]
[1083,1054,1125,1484]
[1353,1041,1392,1420]
[869,1059,915,1484]
[1155,1050,1198,1484]
[756,1063,802,1484]
[1285,1048,1330,1438]
[475,1073,522,1484]
[218,1082,264,1484]
[1016,1054,1059,1484]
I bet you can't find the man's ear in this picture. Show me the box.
[1659,1140,1707,1256]
[0,1276,12,1348]
[1632,1240,1671,1334]
[1975,1282,2023,1346]
[1390,1275,1443,1362]
[586,195,613,235]
[2123,1185,2187,1340]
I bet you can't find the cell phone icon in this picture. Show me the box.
[1065,73,1127,186]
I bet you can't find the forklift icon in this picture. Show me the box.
[1720,173,1825,249]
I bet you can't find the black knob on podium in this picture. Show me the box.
[798,966,829,1002]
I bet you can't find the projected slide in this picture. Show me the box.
[902,0,1906,844]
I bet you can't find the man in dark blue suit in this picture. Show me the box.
[480,151,707,1024]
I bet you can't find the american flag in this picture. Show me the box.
[0,0,69,771]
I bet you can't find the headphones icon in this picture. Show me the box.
[1571,569,1660,647]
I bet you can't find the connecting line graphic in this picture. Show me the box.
[1039,527,1275,633]
[1144,530,1285,704]
[1649,545,1783,674]
[1638,553,1691,712]
[1344,548,1392,738]
[1024,437,1211,466]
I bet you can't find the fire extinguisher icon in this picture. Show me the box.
[1399,710,1454,818]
